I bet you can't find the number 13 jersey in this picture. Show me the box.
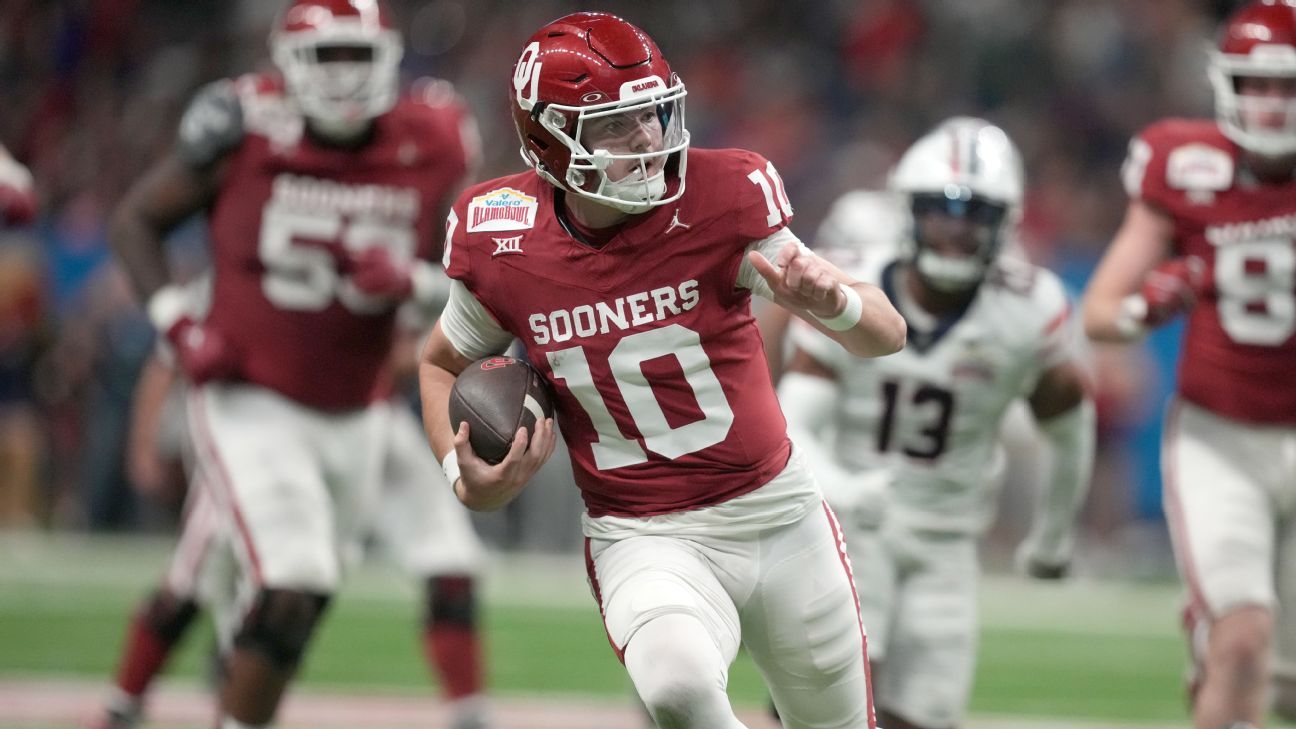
[793,256,1076,534]
[442,148,798,519]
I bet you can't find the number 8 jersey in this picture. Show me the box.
[1123,119,1296,423]
[441,148,797,518]
[193,73,475,410]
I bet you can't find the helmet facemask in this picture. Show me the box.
[906,189,1011,294]
[523,78,689,214]
[274,26,403,140]
[1210,46,1296,157]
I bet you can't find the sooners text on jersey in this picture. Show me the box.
[445,149,795,517]
[203,73,472,410]
[1125,119,1296,423]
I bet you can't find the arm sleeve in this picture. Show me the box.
[736,227,808,299]
[438,279,515,360]
[1019,399,1096,566]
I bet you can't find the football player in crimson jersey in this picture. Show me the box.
[89,323,492,729]
[105,1,479,727]
[418,12,905,729]
[1083,2,1296,727]
[779,118,1094,729]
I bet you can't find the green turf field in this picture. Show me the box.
[0,533,1232,723]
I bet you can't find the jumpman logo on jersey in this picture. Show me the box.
[665,209,691,234]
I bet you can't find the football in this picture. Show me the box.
[448,355,555,464]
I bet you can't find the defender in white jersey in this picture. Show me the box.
[780,118,1096,729]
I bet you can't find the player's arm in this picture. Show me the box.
[418,280,556,511]
[1016,360,1096,579]
[111,81,238,302]
[1081,199,1182,341]
[743,229,906,358]
[778,322,890,527]
[111,82,242,384]
[126,348,179,499]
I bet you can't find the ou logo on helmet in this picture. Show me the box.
[513,41,542,111]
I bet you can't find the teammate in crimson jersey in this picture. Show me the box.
[89,322,492,729]
[1083,2,1296,727]
[418,12,905,729]
[106,2,478,728]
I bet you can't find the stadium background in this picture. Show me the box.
[0,0,1275,727]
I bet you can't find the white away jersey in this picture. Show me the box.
[792,255,1077,533]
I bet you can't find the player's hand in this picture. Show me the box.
[1129,256,1209,329]
[1014,535,1072,581]
[346,246,414,301]
[165,317,239,385]
[748,242,847,320]
[451,417,558,511]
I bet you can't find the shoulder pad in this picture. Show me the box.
[176,80,244,169]
[1124,119,1234,204]
[718,149,793,241]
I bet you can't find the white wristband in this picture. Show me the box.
[814,284,864,331]
[441,449,462,490]
[1114,294,1148,340]
[147,284,189,333]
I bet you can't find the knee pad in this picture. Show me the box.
[426,575,476,628]
[233,589,330,669]
[625,615,735,728]
[142,589,200,644]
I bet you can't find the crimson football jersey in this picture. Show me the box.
[444,149,798,517]
[1124,119,1296,424]
[197,74,474,410]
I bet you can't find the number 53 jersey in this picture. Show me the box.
[792,256,1077,534]
[442,148,800,519]
[199,74,475,411]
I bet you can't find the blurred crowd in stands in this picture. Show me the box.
[0,0,1243,570]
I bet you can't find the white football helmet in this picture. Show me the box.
[889,117,1024,293]
[271,0,403,140]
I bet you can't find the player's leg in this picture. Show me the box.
[870,528,977,729]
[1272,520,1296,722]
[740,504,874,729]
[838,519,897,712]
[189,384,349,728]
[88,484,220,729]
[587,534,749,729]
[1162,401,1280,729]
[378,401,491,728]
[92,588,200,729]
